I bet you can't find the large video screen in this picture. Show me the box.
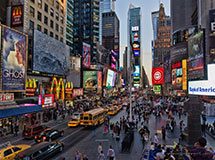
[83,71,97,90]
[106,69,116,87]
[33,30,70,75]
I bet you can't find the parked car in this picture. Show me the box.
[14,141,64,160]
[34,129,64,143]
[0,143,30,160]
[22,125,48,139]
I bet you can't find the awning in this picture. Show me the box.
[0,104,42,119]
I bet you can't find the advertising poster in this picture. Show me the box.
[133,65,140,77]
[209,9,215,34]
[1,27,27,91]
[11,5,23,27]
[172,62,182,90]
[152,67,164,85]
[83,42,91,68]
[97,71,102,93]
[33,30,70,75]
[188,30,205,80]
[38,94,55,108]
[72,89,84,97]
[153,85,161,95]
[106,69,115,87]
[182,59,187,91]
[83,71,97,90]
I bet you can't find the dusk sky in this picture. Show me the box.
[115,0,170,83]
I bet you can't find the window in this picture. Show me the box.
[55,34,59,40]
[44,16,48,25]
[30,0,35,3]
[38,0,42,9]
[44,28,48,34]
[29,20,34,29]
[30,6,35,17]
[37,24,42,31]
[60,26,63,34]
[56,1,59,10]
[50,8,54,17]
[44,3,48,12]
[50,0,54,5]
[4,149,13,157]
[50,31,53,37]
[13,147,21,152]
[61,0,64,3]
[56,13,59,21]
[60,16,64,24]
[60,37,63,42]
[37,11,42,21]
[60,5,64,14]
[50,20,54,28]
[55,23,59,31]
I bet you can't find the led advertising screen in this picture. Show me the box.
[83,71,97,91]
[133,65,140,77]
[1,26,27,91]
[189,64,215,96]
[153,85,161,95]
[209,9,215,64]
[33,30,70,75]
[97,71,102,93]
[152,67,164,85]
[11,5,23,27]
[188,30,205,80]
[172,62,182,90]
[106,69,116,87]
[83,42,91,68]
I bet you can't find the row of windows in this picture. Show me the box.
[30,6,64,24]
[29,7,64,35]
[29,20,64,42]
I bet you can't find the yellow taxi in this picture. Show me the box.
[68,112,81,127]
[0,143,31,160]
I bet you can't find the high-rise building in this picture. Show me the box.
[153,3,171,67]
[0,0,7,24]
[74,0,100,64]
[99,0,116,43]
[66,0,74,55]
[102,11,120,69]
[128,4,141,87]
[123,47,128,84]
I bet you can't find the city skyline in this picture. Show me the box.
[115,0,170,83]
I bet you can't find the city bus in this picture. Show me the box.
[80,108,106,126]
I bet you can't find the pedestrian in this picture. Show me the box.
[161,126,166,141]
[82,154,88,160]
[98,150,106,160]
[107,145,115,160]
[14,123,19,137]
[98,142,103,155]
[153,133,159,147]
[75,150,81,160]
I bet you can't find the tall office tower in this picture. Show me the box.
[0,0,7,24]
[123,47,128,84]
[151,11,160,67]
[74,0,100,64]
[99,0,116,44]
[153,3,171,67]
[128,4,141,87]
[66,0,74,54]
[102,11,120,69]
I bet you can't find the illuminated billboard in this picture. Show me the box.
[106,69,116,87]
[11,5,23,27]
[83,71,97,91]
[83,42,91,68]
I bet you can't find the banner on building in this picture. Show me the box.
[182,59,187,91]
[72,88,83,97]
[11,5,23,27]
[152,67,164,85]
[209,9,215,64]
[188,30,206,80]
[83,71,97,91]
[172,61,182,90]
[83,42,91,68]
[38,94,55,108]
[1,26,27,91]
[0,93,14,103]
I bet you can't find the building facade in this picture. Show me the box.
[0,0,7,24]
[127,5,141,87]
[102,11,120,69]
[99,0,116,44]
[66,0,74,54]
[74,0,100,64]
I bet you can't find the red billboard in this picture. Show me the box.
[152,67,164,85]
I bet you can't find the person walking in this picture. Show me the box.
[107,145,115,160]
[98,143,103,155]
[75,150,81,160]
[161,126,166,141]
[153,133,159,147]
[98,150,106,160]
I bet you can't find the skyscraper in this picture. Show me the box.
[74,0,100,64]
[66,0,74,55]
[102,11,120,69]
[128,4,141,87]
[99,0,116,44]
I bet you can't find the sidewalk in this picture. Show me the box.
[0,116,70,145]
[54,109,143,160]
